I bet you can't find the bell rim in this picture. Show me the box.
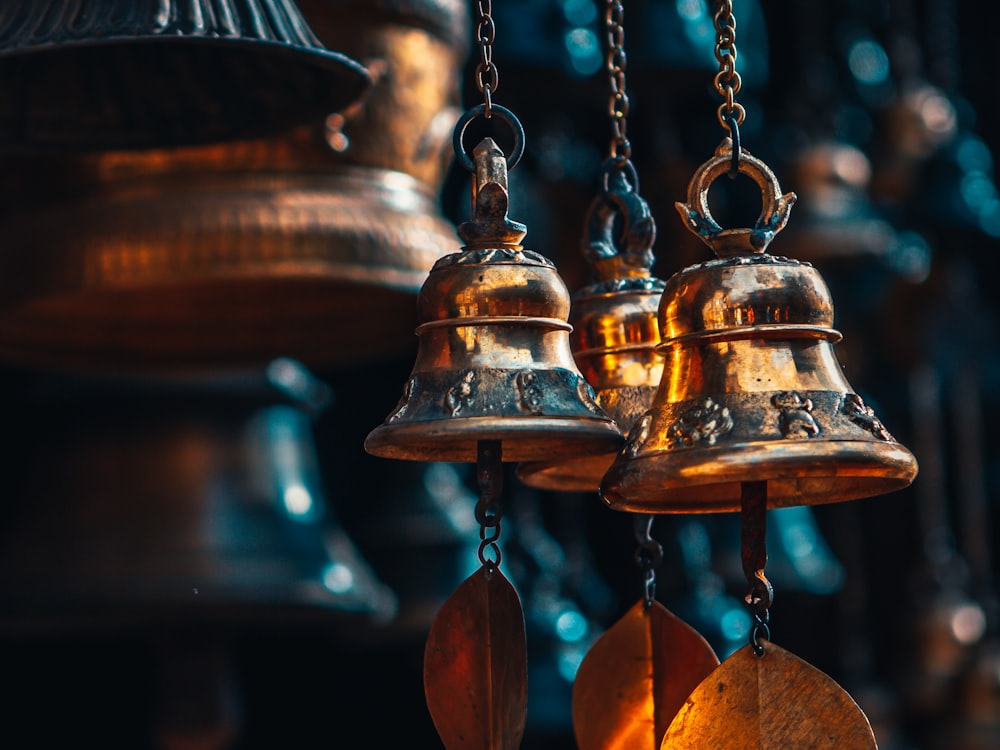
[516,453,613,493]
[599,438,919,513]
[364,417,623,464]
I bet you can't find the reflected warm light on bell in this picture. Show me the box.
[365,136,623,463]
[600,139,918,512]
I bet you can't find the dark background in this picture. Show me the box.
[2,1,1000,748]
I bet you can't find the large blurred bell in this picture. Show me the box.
[517,167,665,491]
[0,0,370,151]
[0,2,467,371]
[600,140,918,513]
[0,358,397,633]
[365,137,623,463]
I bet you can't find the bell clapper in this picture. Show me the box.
[741,480,774,656]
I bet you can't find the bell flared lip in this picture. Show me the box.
[599,439,919,513]
[364,417,624,464]
[0,37,371,150]
[516,452,614,493]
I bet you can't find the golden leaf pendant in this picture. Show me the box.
[424,566,527,750]
[572,600,720,750]
[661,640,878,749]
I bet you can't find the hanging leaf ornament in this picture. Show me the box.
[660,640,878,749]
[424,566,527,750]
[573,600,720,750]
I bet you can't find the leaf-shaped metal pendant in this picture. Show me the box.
[424,566,527,750]
[573,600,720,750]
[661,641,878,748]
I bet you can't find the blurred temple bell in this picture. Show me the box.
[0,0,468,371]
[0,358,397,633]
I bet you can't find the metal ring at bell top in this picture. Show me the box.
[452,104,526,172]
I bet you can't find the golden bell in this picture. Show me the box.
[365,134,623,463]
[0,2,468,372]
[0,0,370,151]
[600,140,918,513]
[517,166,665,491]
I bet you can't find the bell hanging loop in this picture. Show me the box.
[517,158,665,492]
[365,106,622,464]
[674,138,796,257]
[600,143,919,513]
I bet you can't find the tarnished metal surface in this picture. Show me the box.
[600,141,917,512]
[660,641,878,748]
[572,600,719,750]
[424,566,527,750]
[365,138,622,463]
[0,0,370,150]
[517,166,666,491]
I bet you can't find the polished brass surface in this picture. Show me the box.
[571,600,719,750]
[365,138,623,463]
[660,641,878,748]
[600,139,918,512]
[517,168,665,491]
[0,0,370,151]
[423,566,527,750]
[0,3,466,372]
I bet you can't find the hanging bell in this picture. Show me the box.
[600,140,918,513]
[0,1,466,372]
[365,120,623,464]
[0,0,370,151]
[0,359,398,633]
[517,164,665,491]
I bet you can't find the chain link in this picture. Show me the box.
[713,0,745,130]
[604,1,631,163]
[474,1,499,117]
[475,440,503,571]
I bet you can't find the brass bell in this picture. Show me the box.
[365,126,623,464]
[517,165,665,491]
[0,1,466,371]
[600,140,918,513]
[0,0,370,151]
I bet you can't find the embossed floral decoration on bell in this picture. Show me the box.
[365,122,623,464]
[600,139,918,513]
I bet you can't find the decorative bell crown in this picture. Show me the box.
[365,116,623,464]
[517,165,665,491]
[600,140,918,513]
[0,0,370,151]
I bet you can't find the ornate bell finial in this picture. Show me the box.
[0,0,370,151]
[365,114,623,464]
[517,164,666,491]
[600,139,918,513]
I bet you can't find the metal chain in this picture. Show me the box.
[633,515,663,609]
[604,1,631,163]
[476,440,503,572]
[713,0,745,131]
[474,1,499,118]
